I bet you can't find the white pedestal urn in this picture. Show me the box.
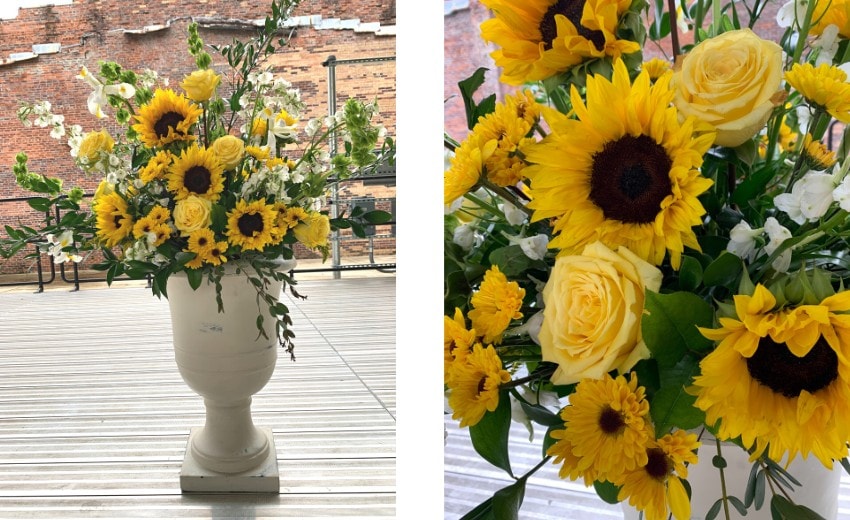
[622,437,842,519]
[167,264,286,493]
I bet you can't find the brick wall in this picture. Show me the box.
[0,0,396,276]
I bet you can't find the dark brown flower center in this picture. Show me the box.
[237,212,264,237]
[153,111,185,139]
[184,166,212,194]
[645,447,671,480]
[211,247,222,257]
[539,0,605,51]
[746,336,839,398]
[477,376,487,395]
[197,236,208,247]
[598,405,625,434]
[589,134,672,224]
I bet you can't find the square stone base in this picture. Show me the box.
[180,427,280,493]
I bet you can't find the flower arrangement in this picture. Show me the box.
[444,0,850,518]
[0,0,394,358]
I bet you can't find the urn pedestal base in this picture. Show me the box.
[180,427,280,493]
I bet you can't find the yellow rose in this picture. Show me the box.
[210,135,245,170]
[293,212,330,249]
[672,29,784,147]
[180,69,221,102]
[173,195,213,236]
[77,129,114,166]
[539,241,663,386]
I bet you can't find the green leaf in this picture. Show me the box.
[755,468,766,509]
[518,400,563,427]
[492,478,527,520]
[840,457,850,475]
[542,425,562,458]
[731,163,775,207]
[678,255,703,292]
[210,203,228,232]
[734,138,758,166]
[26,197,52,212]
[488,245,531,278]
[703,252,743,289]
[649,384,704,436]
[186,269,203,290]
[362,209,393,224]
[593,480,622,505]
[642,291,715,367]
[458,68,495,130]
[712,455,727,468]
[770,495,826,520]
[459,498,493,520]
[469,390,513,477]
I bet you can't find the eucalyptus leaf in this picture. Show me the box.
[770,495,826,519]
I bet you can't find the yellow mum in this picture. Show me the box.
[786,62,850,123]
[447,344,511,428]
[467,265,525,344]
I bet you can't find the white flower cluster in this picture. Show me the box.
[42,231,82,264]
[124,238,169,266]
[17,101,65,139]
[727,218,794,273]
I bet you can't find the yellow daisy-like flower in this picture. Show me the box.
[617,430,700,520]
[523,58,715,269]
[93,192,134,248]
[475,93,542,187]
[547,373,651,482]
[251,118,268,138]
[131,215,170,247]
[503,89,542,128]
[444,308,477,384]
[480,0,640,85]
[468,265,525,344]
[131,88,202,147]
[245,145,271,161]
[447,343,512,428]
[277,205,308,230]
[692,284,850,466]
[140,151,174,184]
[641,57,672,81]
[226,198,277,252]
[147,205,171,224]
[166,144,225,202]
[444,134,497,206]
[183,228,217,269]
[785,62,850,123]
[802,133,837,170]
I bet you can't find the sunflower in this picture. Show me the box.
[147,205,171,224]
[616,430,700,520]
[547,373,651,482]
[447,343,512,428]
[226,198,277,251]
[184,228,228,269]
[93,192,134,248]
[692,284,850,466]
[467,265,525,344]
[444,308,477,384]
[785,63,850,123]
[480,0,640,85]
[523,58,715,269]
[166,145,225,202]
[132,89,202,147]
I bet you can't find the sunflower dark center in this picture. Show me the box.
[211,247,222,257]
[184,166,212,194]
[237,212,264,237]
[113,215,123,228]
[598,406,625,435]
[746,336,839,398]
[477,377,487,395]
[197,237,208,247]
[153,111,184,138]
[539,0,605,51]
[589,134,672,224]
[645,447,671,480]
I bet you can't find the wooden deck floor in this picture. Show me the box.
[0,275,395,519]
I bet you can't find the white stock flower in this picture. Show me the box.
[726,221,762,262]
[814,24,841,65]
[774,171,835,224]
[776,0,807,28]
[764,217,793,272]
[506,233,549,260]
[452,224,476,251]
[501,201,528,226]
[104,82,136,99]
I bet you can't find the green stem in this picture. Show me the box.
[716,439,732,520]
[501,365,557,390]
[480,178,534,218]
